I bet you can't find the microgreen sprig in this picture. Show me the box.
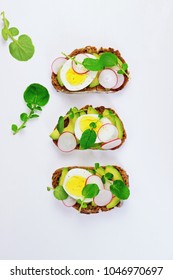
[1,11,35,61]
[11,83,50,135]
[79,183,99,212]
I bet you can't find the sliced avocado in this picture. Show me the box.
[89,74,99,88]
[56,68,64,87]
[105,165,123,181]
[79,110,86,116]
[103,109,124,139]
[106,196,120,209]
[95,166,105,177]
[49,128,60,140]
[87,106,99,114]
[59,167,68,186]
[63,112,80,133]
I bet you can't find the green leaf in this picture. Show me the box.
[101,175,106,184]
[9,27,19,36]
[89,122,97,129]
[1,28,8,40]
[35,106,42,111]
[24,83,50,106]
[77,199,88,208]
[122,63,128,71]
[95,163,100,169]
[117,70,124,74]
[30,114,39,118]
[9,34,35,61]
[98,114,103,119]
[100,52,118,67]
[105,172,113,180]
[110,180,130,200]
[57,116,64,133]
[82,184,99,199]
[47,187,52,191]
[20,113,28,122]
[27,103,33,110]
[53,186,68,200]
[80,129,97,149]
[82,58,104,71]
[11,124,18,132]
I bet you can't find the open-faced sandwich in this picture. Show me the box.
[51,46,129,93]
[48,163,129,214]
[50,105,126,152]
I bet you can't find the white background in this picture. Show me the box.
[0,0,173,260]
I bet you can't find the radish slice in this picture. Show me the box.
[101,138,122,150]
[86,175,104,190]
[112,74,125,89]
[94,189,112,206]
[57,132,77,152]
[98,123,119,143]
[51,57,67,74]
[72,54,89,74]
[63,196,76,207]
[99,69,118,89]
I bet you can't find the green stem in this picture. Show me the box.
[1,11,17,43]
[79,197,85,212]
[13,104,36,135]
[61,52,82,65]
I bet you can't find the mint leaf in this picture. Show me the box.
[80,129,97,149]
[82,58,104,71]
[82,184,99,199]
[110,180,130,200]
[57,116,64,133]
[53,186,68,200]
[100,52,118,67]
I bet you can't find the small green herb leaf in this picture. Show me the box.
[105,172,113,180]
[47,187,52,191]
[100,52,118,67]
[53,186,68,200]
[122,63,128,71]
[82,58,104,71]
[9,27,19,36]
[98,114,103,119]
[30,114,39,118]
[110,180,130,200]
[57,116,64,133]
[1,27,8,40]
[101,175,106,184]
[77,199,88,208]
[11,124,18,133]
[95,163,100,169]
[24,83,49,106]
[82,184,99,199]
[20,113,28,122]
[35,106,42,111]
[89,122,97,129]
[80,129,97,149]
[117,70,124,74]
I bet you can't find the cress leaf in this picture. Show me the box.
[9,27,19,36]
[105,172,113,180]
[110,180,130,200]
[101,175,106,184]
[20,113,28,122]
[30,114,39,118]
[24,83,50,106]
[57,116,64,133]
[100,52,118,67]
[53,186,68,200]
[1,28,8,40]
[117,70,124,74]
[95,163,100,169]
[122,63,128,71]
[9,34,35,61]
[80,129,97,149]
[82,184,99,199]
[77,199,88,208]
[82,58,104,71]
[89,122,97,129]
[11,124,18,132]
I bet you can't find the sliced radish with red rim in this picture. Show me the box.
[86,175,104,190]
[101,138,122,150]
[112,74,125,89]
[94,189,113,206]
[72,54,89,74]
[57,132,77,152]
[98,123,119,143]
[51,57,67,74]
[99,69,118,89]
[63,196,76,207]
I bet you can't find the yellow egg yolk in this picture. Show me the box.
[79,116,102,133]
[65,176,86,197]
[66,68,87,85]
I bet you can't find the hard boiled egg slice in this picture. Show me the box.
[74,114,112,143]
[60,54,98,91]
[63,168,93,202]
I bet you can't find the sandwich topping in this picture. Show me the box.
[51,48,129,92]
[50,106,125,152]
[47,163,130,213]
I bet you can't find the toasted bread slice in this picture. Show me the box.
[50,105,127,151]
[51,164,129,214]
[51,46,129,93]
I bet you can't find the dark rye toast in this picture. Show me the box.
[51,46,129,93]
[50,105,127,152]
[52,165,129,214]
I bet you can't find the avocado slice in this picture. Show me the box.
[106,196,120,209]
[49,128,60,140]
[63,112,80,133]
[89,74,99,88]
[59,167,68,186]
[56,68,64,87]
[103,109,124,139]
[95,166,105,177]
[105,165,123,181]
[87,106,99,114]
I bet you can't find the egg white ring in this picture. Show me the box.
[63,168,93,202]
[60,54,98,91]
[74,114,112,143]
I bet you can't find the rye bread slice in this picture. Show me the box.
[51,46,129,93]
[52,165,129,214]
[52,105,127,151]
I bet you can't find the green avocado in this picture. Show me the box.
[106,196,120,209]
[56,68,64,87]
[95,166,105,177]
[105,165,123,181]
[63,112,80,133]
[49,128,60,140]
[103,109,124,139]
[87,106,99,114]
[89,74,99,88]
[59,167,68,186]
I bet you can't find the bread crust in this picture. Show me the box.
[52,105,126,151]
[52,165,129,214]
[51,46,129,93]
